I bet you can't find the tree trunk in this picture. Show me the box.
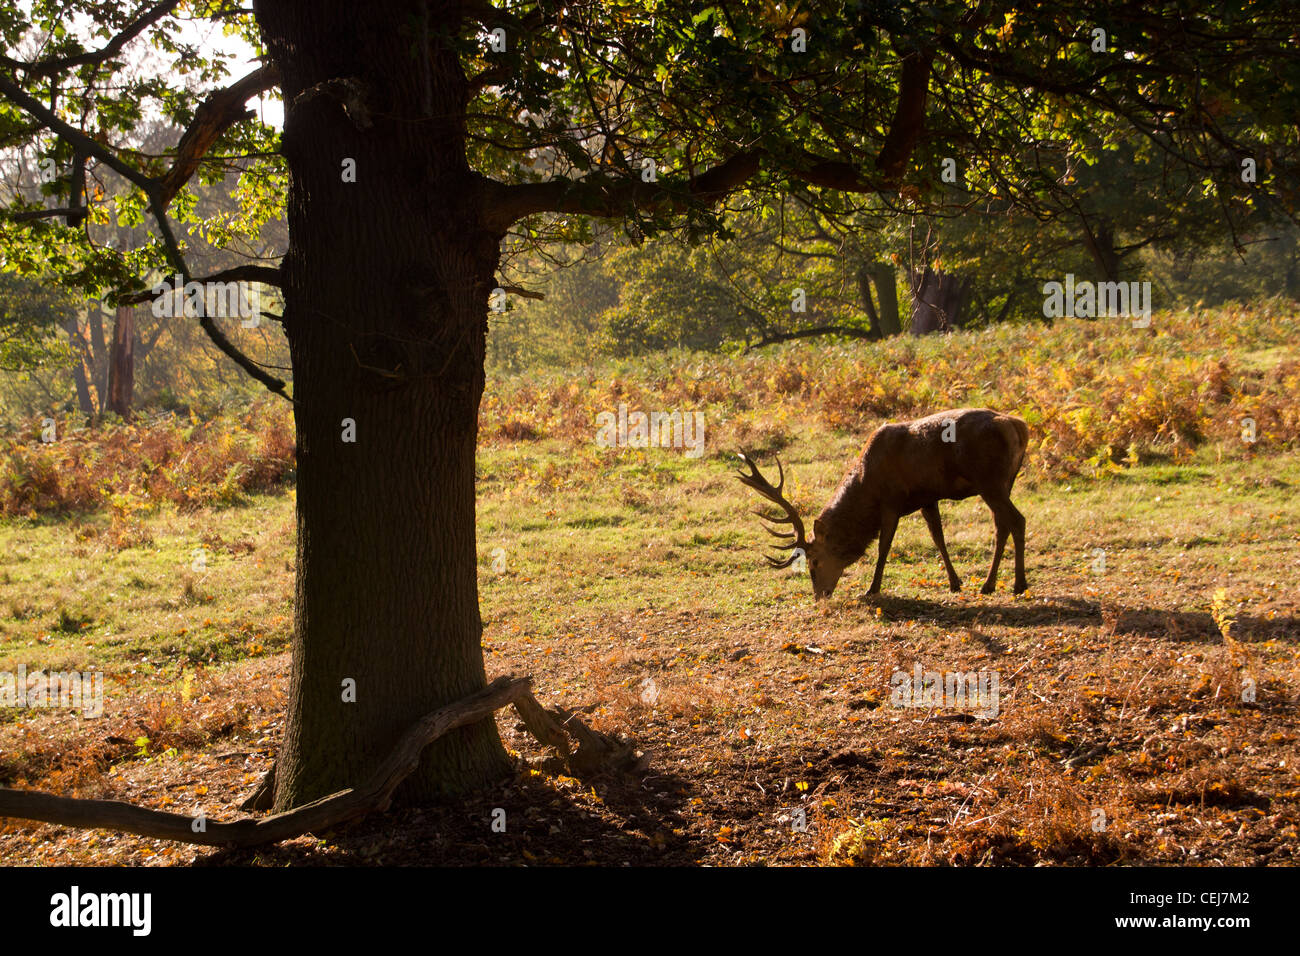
[1287,241,1300,300]
[87,305,108,409]
[868,262,901,336]
[1081,219,1120,283]
[856,264,882,338]
[106,304,134,418]
[909,266,969,335]
[256,0,511,809]
[59,313,95,415]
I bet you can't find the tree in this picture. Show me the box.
[2,0,1298,826]
[0,271,77,374]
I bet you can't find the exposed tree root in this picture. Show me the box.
[0,675,640,849]
[513,692,644,775]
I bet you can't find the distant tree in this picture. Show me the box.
[0,271,76,373]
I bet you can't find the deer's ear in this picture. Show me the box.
[813,517,825,538]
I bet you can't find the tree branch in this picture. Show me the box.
[146,199,292,399]
[483,138,915,229]
[0,73,158,194]
[494,283,544,300]
[118,264,283,305]
[2,206,87,223]
[482,148,764,229]
[875,49,934,185]
[0,676,533,848]
[158,64,281,205]
[0,1,181,78]
[0,70,289,400]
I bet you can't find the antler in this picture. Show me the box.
[735,452,809,568]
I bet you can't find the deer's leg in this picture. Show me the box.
[980,495,1012,595]
[1008,500,1027,593]
[921,503,962,592]
[867,510,899,595]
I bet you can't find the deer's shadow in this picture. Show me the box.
[853,592,1298,645]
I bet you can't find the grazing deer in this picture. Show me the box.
[737,408,1029,599]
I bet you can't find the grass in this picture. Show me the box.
[0,305,1298,865]
[0,492,294,683]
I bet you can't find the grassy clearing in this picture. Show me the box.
[0,307,1297,865]
[0,493,294,681]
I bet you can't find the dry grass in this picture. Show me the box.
[0,305,1298,866]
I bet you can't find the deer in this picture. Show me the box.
[737,408,1029,599]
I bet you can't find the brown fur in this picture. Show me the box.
[811,408,1029,596]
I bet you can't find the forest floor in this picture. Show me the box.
[1,445,1297,865]
[1,310,1298,865]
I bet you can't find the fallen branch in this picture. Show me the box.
[512,694,642,775]
[0,676,528,847]
[0,675,640,849]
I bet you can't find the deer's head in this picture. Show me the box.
[736,454,850,598]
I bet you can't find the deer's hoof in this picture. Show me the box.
[1013,581,1028,594]
[980,582,996,595]
[948,581,962,593]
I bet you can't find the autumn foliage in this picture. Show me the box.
[0,402,294,516]
[3,304,1298,518]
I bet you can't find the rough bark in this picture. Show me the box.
[255,0,512,809]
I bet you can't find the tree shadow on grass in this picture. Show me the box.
[854,592,1299,645]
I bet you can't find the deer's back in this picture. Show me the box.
[859,408,1028,510]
